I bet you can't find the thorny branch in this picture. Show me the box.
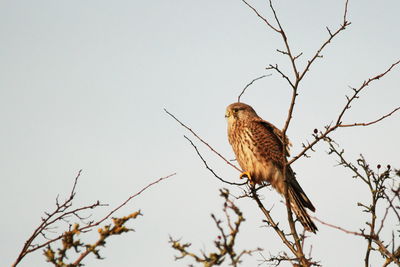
[288,59,400,166]
[298,0,350,83]
[170,189,262,267]
[12,172,176,267]
[249,186,298,257]
[12,170,104,267]
[325,141,400,267]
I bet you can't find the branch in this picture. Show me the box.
[312,216,400,266]
[12,170,100,267]
[326,142,400,266]
[266,64,294,88]
[241,0,280,32]
[184,135,246,186]
[311,216,363,237]
[79,172,176,232]
[336,60,400,126]
[298,0,350,82]
[237,74,271,102]
[165,107,308,262]
[164,108,242,173]
[249,186,298,257]
[288,59,400,165]
[268,0,309,261]
[72,212,142,266]
[339,106,400,128]
[170,189,261,266]
[12,172,175,267]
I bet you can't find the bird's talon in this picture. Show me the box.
[240,171,252,181]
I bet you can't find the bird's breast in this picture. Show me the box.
[228,122,282,185]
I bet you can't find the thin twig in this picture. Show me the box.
[299,0,350,82]
[238,74,271,102]
[289,60,400,166]
[184,135,246,186]
[164,109,242,173]
[311,216,363,236]
[241,0,280,32]
[336,60,400,126]
[79,173,176,232]
[12,172,175,267]
[339,106,400,127]
[250,186,298,256]
[266,64,294,88]
[12,170,88,267]
[313,216,400,265]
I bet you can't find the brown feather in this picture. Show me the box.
[226,102,317,233]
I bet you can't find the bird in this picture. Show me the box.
[225,102,317,233]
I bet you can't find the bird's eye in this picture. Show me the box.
[233,108,239,113]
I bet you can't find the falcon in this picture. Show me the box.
[225,102,317,233]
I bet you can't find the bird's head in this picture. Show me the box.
[225,102,258,122]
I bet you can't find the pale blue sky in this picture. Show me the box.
[1,1,399,266]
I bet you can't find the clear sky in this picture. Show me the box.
[1,1,399,266]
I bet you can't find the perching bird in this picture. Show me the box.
[225,102,317,233]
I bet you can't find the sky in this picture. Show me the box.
[1,0,399,266]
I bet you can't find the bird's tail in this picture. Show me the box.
[288,185,318,233]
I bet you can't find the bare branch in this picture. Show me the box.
[164,108,242,173]
[184,135,246,186]
[326,142,400,266]
[312,216,400,266]
[241,0,280,32]
[266,64,294,88]
[336,60,400,126]
[238,74,271,102]
[12,170,94,267]
[312,216,363,237]
[298,0,351,82]
[288,60,400,165]
[249,186,298,257]
[339,106,400,128]
[79,172,176,232]
[269,0,308,259]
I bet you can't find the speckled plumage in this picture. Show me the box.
[226,102,317,233]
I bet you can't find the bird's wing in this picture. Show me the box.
[253,118,291,153]
[248,118,287,169]
[252,118,316,212]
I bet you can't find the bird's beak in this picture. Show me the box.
[225,110,230,118]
